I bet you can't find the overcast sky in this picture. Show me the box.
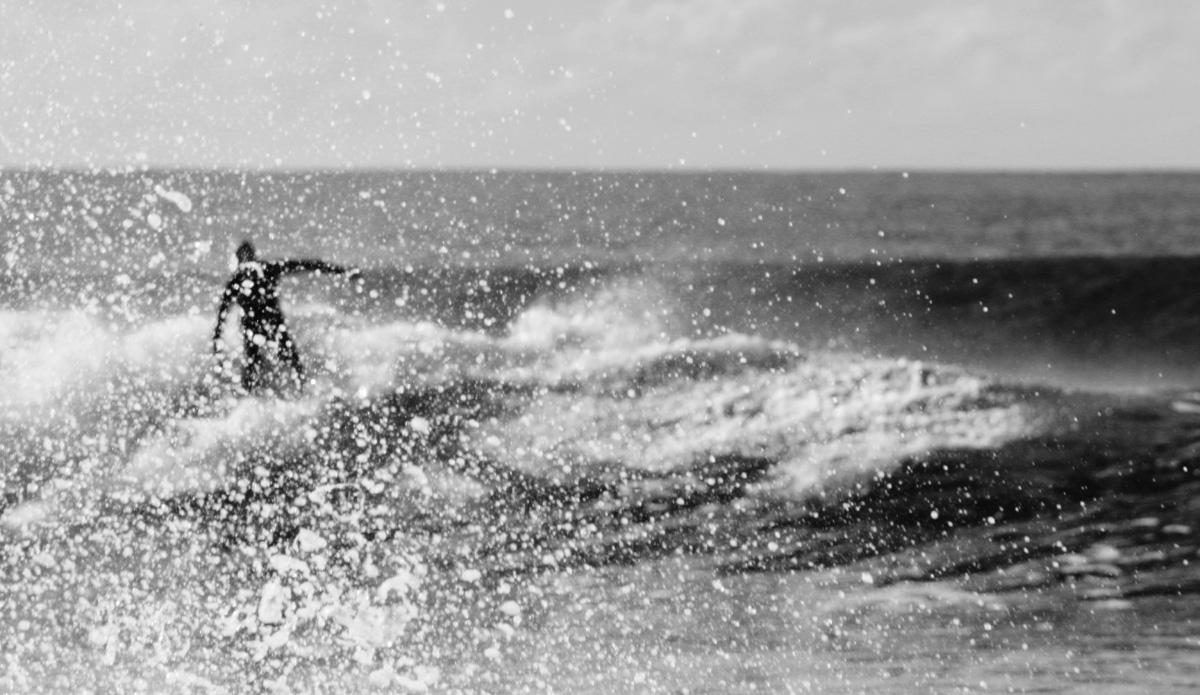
[2,0,1198,170]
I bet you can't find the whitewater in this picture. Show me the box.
[3,170,1200,693]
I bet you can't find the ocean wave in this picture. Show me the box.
[3,265,1198,693]
[0,275,1051,527]
[8,170,1200,692]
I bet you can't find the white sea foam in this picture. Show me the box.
[325,317,496,397]
[0,309,111,407]
[0,310,208,410]
[506,278,675,350]
[456,279,1049,498]
[116,397,321,500]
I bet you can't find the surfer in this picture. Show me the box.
[212,240,355,393]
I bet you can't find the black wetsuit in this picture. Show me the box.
[213,259,345,392]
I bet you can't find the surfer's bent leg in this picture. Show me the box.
[276,324,305,387]
[241,330,266,393]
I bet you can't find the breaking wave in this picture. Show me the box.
[0,273,1181,692]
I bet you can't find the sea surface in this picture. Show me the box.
[3,170,1200,693]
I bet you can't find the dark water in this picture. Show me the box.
[2,170,1200,693]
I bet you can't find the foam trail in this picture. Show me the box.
[0,309,111,408]
[115,397,321,501]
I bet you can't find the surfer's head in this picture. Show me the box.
[236,241,256,264]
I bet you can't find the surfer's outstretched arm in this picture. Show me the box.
[274,259,351,277]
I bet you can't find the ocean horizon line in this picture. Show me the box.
[3,165,1200,177]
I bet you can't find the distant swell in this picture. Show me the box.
[622,256,1200,392]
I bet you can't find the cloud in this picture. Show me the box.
[0,0,1198,168]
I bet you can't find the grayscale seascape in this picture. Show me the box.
[4,170,1200,693]
[4,2,1200,693]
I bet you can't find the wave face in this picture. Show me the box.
[0,274,1057,526]
[4,171,1200,692]
[680,256,1200,391]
